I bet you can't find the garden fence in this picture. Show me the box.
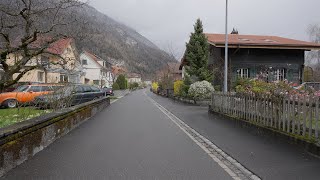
[210,92,320,141]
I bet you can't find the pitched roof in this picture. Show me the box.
[206,33,320,50]
[46,38,73,54]
[112,65,127,75]
[82,51,107,69]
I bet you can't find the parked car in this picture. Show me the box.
[0,84,64,108]
[2,82,38,92]
[102,87,114,96]
[34,85,105,109]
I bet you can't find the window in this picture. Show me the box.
[82,59,87,65]
[275,69,286,81]
[93,80,100,85]
[236,68,249,78]
[60,74,68,83]
[90,86,101,92]
[82,86,92,92]
[37,72,44,82]
[71,86,83,93]
[28,86,42,92]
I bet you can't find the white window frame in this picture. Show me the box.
[37,71,44,82]
[275,69,285,81]
[60,74,68,82]
[236,68,249,78]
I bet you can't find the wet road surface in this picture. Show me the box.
[2,90,232,180]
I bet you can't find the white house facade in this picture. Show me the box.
[80,51,113,88]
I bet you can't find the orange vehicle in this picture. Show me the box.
[0,84,63,108]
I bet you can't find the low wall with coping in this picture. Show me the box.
[0,97,110,177]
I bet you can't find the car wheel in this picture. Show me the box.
[4,99,18,108]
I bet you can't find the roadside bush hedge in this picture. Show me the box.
[188,80,214,100]
[116,74,127,89]
[174,80,184,96]
[112,83,120,90]
[152,82,159,92]
[129,82,139,90]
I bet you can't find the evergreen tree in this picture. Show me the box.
[115,74,127,89]
[185,19,213,82]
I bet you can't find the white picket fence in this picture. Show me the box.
[211,92,320,140]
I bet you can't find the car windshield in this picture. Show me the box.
[13,85,29,92]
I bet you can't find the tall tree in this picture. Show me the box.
[185,18,212,82]
[306,24,320,81]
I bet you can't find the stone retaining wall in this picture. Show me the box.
[0,97,110,177]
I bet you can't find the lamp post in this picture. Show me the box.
[224,0,229,93]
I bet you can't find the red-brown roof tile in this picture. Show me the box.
[206,33,320,50]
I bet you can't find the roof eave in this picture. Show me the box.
[212,43,320,50]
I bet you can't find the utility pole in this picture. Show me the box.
[224,0,229,93]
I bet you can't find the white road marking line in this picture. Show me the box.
[143,91,260,180]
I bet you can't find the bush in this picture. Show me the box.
[188,81,214,100]
[152,82,159,92]
[115,74,127,89]
[234,79,307,98]
[174,80,184,96]
[112,83,120,90]
[129,82,139,90]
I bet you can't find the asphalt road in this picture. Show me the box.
[2,90,233,180]
[148,90,320,180]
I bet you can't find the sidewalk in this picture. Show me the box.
[148,91,320,180]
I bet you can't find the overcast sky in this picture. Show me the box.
[87,0,320,59]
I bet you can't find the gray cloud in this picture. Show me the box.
[88,0,320,59]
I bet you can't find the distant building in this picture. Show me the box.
[80,51,113,87]
[127,73,142,84]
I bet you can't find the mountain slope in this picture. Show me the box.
[73,5,176,77]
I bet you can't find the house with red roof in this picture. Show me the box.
[180,33,320,90]
[8,38,85,84]
[80,51,113,88]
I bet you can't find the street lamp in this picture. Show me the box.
[224,0,229,93]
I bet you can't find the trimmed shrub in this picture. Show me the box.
[129,82,139,90]
[152,82,159,92]
[174,80,184,96]
[112,83,120,90]
[115,74,128,89]
[188,81,214,100]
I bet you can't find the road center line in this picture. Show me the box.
[143,91,260,180]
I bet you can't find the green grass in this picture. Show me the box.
[0,107,51,128]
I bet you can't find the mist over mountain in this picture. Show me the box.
[73,4,177,77]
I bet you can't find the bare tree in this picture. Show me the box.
[0,0,86,91]
[306,24,320,81]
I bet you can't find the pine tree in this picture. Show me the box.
[115,74,127,90]
[185,19,213,82]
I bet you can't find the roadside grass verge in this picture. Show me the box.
[0,107,51,128]
[108,96,119,99]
